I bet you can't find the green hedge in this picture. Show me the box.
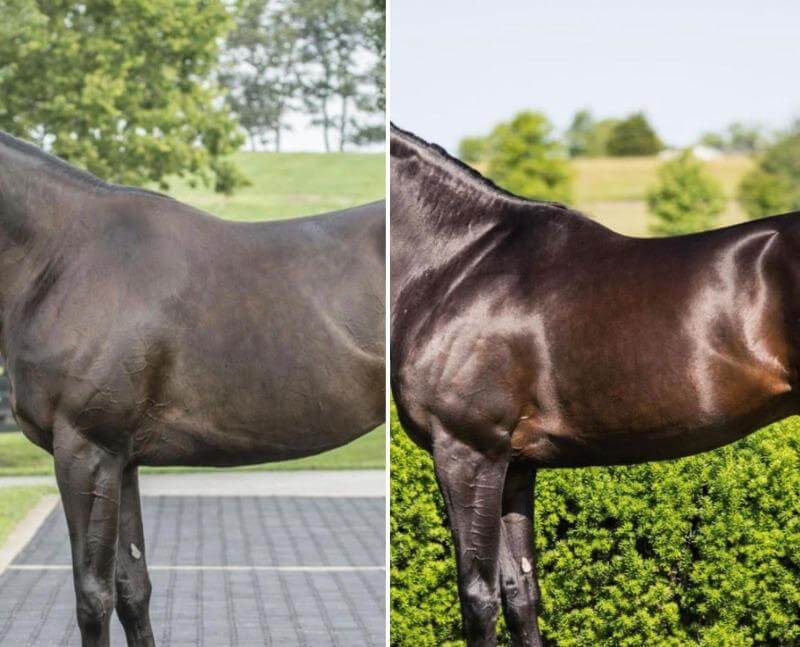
[391,404,800,646]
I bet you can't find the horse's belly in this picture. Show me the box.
[131,393,379,467]
[513,392,797,468]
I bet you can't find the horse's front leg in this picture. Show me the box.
[54,426,125,647]
[116,466,155,646]
[498,465,542,647]
[432,423,509,647]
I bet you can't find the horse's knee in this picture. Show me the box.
[502,570,539,611]
[462,577,500,636]
[501,571,542,646]
[116,571,152,623]
[76,576,115,635]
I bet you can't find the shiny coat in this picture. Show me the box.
[390,123,798,647]
[0,131,385,646]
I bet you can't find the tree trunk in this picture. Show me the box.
[321,97,331,153]
[339,96,348,152]
[275,126,281,153]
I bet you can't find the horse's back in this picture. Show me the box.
[8,191,385,465]
[394,212,800,467]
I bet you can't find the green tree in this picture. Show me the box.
[699,122,766,154]
[565,108,595,157]
[0,0,246,193]
[485,111,572,203]
[348,0,385,145]
[582,117,621,157]
[738,130,800,218]
[698,131,727,150]
[458,135,488,164]
[606,112,663,157]
[565,110,621,158]
[294,0,380,151]
[647,151,724,235]
[727,122,766,153]
[221,0,299,152]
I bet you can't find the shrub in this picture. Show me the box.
[699,123,766,154]
[606,113,663,157]
[390,403,461,646]
[484,111,573,203]
[647,151,725,236]
[391,405,800,646]
[565,109,595,158]
[458,136,488,165]
[738,131,800,218]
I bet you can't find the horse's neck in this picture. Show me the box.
[390,176,506,308]
[0,156,94,317]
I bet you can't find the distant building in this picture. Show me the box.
[658,145,724,161]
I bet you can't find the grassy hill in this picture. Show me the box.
[168,151,385,222]
[571,154,755,236]
[476,154,755,236]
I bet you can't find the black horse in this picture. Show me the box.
[0,131,384,646]
[390,123,800,646]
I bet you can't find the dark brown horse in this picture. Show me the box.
[0,131,384,646]
[390,124,800,646]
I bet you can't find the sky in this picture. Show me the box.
[390,0,800,153]
[275,50,383,153]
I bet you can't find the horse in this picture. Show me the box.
[390,123,800,647]
[0,130,385,647]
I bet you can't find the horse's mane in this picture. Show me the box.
[389,122,569,211]
[0,130,172,200]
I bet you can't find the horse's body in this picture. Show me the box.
[0,131,384,646]
[390,124,799,646]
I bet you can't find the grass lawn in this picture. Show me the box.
[473,154,755,236]
[167,151,385,222]
[0,427,385,477]
[572,154,755,236]
[0,486,56,545]
[571,154,753,203]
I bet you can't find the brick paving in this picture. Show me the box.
[0,496,385,646]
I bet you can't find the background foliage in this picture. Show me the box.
[647,151,725,235]
[738,129,800,219]
[484,111,573,203]
[605,112,663,157]
[0,0,384,192]
[391,406,800,646]
[564,109,620,158]
[0,0,246,192]
[222,0,384,152]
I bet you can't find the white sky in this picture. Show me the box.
[275,111,384,153]
[390,0,800,152]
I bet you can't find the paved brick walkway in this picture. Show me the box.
[0,496,385,646]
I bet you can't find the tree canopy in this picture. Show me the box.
[606,112,663,157]
[647,151,725,236]
[221,0,299,152]
[485,111,572,203]
[457,135,488,164]
[738,129,800,218]
[222,0,384,153]
[699,122,766,154]
[0,0,246,193]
